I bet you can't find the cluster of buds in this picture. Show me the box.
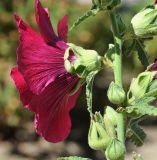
[88,107,125,160]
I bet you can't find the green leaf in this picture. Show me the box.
[133,96,155,105]
[135,39,149,69]
[127,104,157,116]
[86,71,98,114]
[57,157,91,160]
[128,121,146,146]
[70,8,100,31]
[126,97,157,117]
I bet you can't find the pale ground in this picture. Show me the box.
[0,126,157,160]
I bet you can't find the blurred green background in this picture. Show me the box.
[0,0,157,160]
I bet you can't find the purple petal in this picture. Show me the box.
[148,59,157,71]
[10,67,36,112]
[57,15,68,42]
[15,14,67,95]
[31,75,81,142]
[35,0,58,44]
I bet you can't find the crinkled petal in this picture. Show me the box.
[15,14,66,95]
[10,67,36,112]
[57,15,68,42]
[35,0,58,44]
[31,75,80,142]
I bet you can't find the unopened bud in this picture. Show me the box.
[105,139,125,160]
[107,82,126,104]
[128,71,157,100]
[88,112,111,150]
[131,5,157,38]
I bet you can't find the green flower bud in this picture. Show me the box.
[131,5,157,38]
[92,0,120,9]
[107,82,126,104]
[64,43,102,78]
[128,71,157,101]
[105,139,125,160]
[88,112,111,150]
[104,106,118,126]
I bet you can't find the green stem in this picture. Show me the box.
[109,9,125,148]
[109,10,123,88]
[117,113,125,144]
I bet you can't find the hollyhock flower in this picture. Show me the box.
[11,0,101,142]
[155,0,157,4]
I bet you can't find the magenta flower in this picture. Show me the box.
[148,59,157,71]
[11,0,81,142]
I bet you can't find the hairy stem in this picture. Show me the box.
[109,9,125,155]
[109,10,123,87]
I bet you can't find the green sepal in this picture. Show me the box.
[88,112,111,150]
[64,43,101,78]
[128,71,157,101]
[86,71,98,114]
[127,120,146,147]
[104,106,119,126]
[105,138,125,160]
[57,157,91,160]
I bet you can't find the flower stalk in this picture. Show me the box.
[109,10,122,88]
[109,9,126,158]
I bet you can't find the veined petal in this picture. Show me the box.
[57,15,68,42]
[10,67,35,112]
[31,75,80,142]
[15,15,66,95]
[35,0,58,44]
